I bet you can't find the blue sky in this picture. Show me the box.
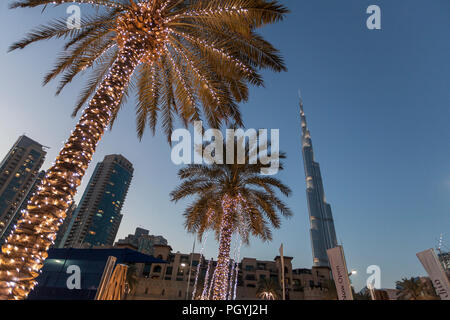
[0,0,449,291]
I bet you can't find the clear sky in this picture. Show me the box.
[0,0,449,291]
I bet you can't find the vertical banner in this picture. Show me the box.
[327,246,354,300]
[417,249,450,300]
[279,244,286,300]
[368,284,376,300]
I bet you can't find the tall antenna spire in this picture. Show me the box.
[438,233,444,253]
[298,89,304,112]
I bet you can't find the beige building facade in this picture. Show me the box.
[129,244,332,300]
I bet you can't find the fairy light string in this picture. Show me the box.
[233,238,243,300]
[210,194,239,300]
[207,265,217,300]
[200,258,213,300]
[191,231,210,300]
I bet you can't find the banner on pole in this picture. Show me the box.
[417,249,450,300]
[327,246,354,300]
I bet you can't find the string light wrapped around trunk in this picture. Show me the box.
[211,194,239,300]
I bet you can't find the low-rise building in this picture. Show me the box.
[115,227,168,256]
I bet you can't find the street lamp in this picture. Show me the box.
[348,270,357,277]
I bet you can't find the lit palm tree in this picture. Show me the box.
[257,278,280,300]
[0,0,288,300]
[171,137,292,300]
[396,277,426,300]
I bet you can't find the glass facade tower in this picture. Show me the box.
[300,99,338,267]
[61,154,134,248]
[0,136,46,242]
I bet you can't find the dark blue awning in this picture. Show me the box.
[46,248,167,264]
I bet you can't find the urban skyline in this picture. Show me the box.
[0,0,449,293]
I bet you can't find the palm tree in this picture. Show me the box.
[0,0,288,300]
[396,277,426,300]
[171,137,292,300]
[257,278,280,300]
[421,278,440,300]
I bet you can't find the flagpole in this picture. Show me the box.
[280,244,286,300]
[186,236,196,300]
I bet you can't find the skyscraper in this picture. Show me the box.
[300,99,338,267]
[61,154,134,248]
[53,202,76,248]
[0,136,47,241]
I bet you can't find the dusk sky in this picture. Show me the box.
[1,0,449,291]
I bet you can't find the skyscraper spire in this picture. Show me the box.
[300,97,338,267]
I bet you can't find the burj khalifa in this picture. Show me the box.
[300,98,338,267]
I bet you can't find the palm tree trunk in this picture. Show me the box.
[212,195,235,300]
[0,45,144,300]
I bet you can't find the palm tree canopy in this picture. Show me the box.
[256,278,280,299]
[396,277,425,300]
[170,134,292,243]
[10,0,288,140]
